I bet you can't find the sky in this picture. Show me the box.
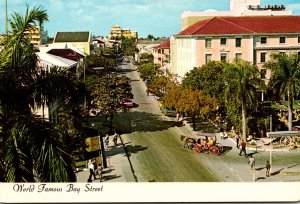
[0,0,300,38]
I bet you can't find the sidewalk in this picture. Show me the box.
[76,136,136,182]
[174,119,300,182]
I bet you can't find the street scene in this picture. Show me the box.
[77,61,300,183]
[1,0,300,190]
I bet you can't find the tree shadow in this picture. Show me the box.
[101,174,122,181]
[105,144,148,157]
[185,118,219,133]
[126,144,148,154]
[114,111,183,134]
[130,79,140,82]
[101,168,115,174]
[120,68,136,73]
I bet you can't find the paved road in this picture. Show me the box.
[77,62,300,183]
[116,62,300,182]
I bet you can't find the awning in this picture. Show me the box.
[266,131,300,138]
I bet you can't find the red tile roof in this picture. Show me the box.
[177,16,300,36]
[155,39,170,49]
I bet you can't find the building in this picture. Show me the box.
[25,25,48,46]
[109,24,138,40]
[181,0,292,30]
[152,39,170,68]
[171,16,300,83]
[136,39,166,62]
[53,31,93,55]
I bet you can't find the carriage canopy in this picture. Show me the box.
[266,131,300,138]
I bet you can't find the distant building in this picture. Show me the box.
[53,31,93,55]
[181,0,292,30]
[92,38,106,48]
[109,24,138,40]
[171,16,300,83]
[152,39,170,68]
[24,25,48,46]
[39,42,86,62]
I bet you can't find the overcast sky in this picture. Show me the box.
[0,0,300,37]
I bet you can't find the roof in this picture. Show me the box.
[40,43,86,56]
[54,32,91,43]
[155,39,170,49]
[177,16,300,36]
[37,52,77,68]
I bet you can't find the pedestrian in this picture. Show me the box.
[104,134,109,149]
[113,132,118,146]
[239,139,247,157]
[248,155,255,170]
[236,135,240,149]
[88,160,96,181]
[266,161,271,177]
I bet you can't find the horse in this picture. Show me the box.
[180,135,196,149]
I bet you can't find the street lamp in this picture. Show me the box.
[91,123,107,168]
[5,0,8,35]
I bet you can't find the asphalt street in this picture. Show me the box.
[77,61,300,183]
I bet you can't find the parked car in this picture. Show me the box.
[123,98,133,107]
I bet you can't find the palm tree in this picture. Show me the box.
[264,53,300,131]
[0,5,78,182]
[224,60,264,140]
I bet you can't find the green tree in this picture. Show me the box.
[137,62,160,81]
[0,5,78,182]
[163,87,218,130]
[121,37,136,56]
[148,72,178,97]
[147,34,155,41]
[182,61,226,100]
[139,53,154,63]
[264,53,300,131]
[224,60,264,140]
[88,73,132,133]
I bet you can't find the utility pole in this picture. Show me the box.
[5,0,8,34]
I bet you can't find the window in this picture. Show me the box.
[298,36,300,44]
[279,51,286,55]
[236,37,241,47]
[236,53,242,60]
[220,38,227,46]
[261,36,267,44]
[205,54,212,63]
[260,52,266,63]
[279,36,286,44]
[220,53,227,61]
[205,38,212,48]
[260,69,267,79]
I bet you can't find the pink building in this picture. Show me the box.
[171,16,300,83]
[152,39,170,67]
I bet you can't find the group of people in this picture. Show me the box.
[88,159,100,182]
[247,155,271,177]
[104,132,119,149]
[193,137,216,152]
[237,135,271,177]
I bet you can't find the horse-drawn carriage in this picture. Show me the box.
[180,133,224,156]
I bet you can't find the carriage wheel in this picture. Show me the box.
[280,136,291,146]
[217,145,224,153]
[209,146,219,156]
